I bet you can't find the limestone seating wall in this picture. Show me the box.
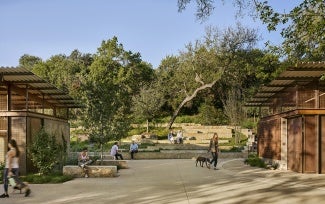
[88,149,247,160]
[95,160,128,169]
[63,165,117,178]
[120,151,247,160]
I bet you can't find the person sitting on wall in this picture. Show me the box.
[78,147,93,178]
[176,130,183,144]
[129,140,139,160]
[168,130,174,144]
[110,142,124,160]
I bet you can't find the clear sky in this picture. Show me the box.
[0,0,298,68]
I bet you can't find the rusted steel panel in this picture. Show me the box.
[257,116,281,160]
[287,117,302,173]
[321,116,325,173]
[304,116,317,173]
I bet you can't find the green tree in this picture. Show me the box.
[32,52,88,92]
[255,0,325,61]
[161,24,259,129]
[81,37,154,159]
[131,83,166,132]
[30,50,92,121]
[178,0,325,61]
[177,0,253,21]
[19,54,42,70]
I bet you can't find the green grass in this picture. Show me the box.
[22,173,74,184]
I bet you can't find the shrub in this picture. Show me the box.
[23,173,73,184]
[244,153,266,168]
[241,119,258,129]
[28,129,63,175]
[0,162,4,184]
[222,146,243,152]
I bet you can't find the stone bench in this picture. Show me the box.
[95,160,128,169]
[63,165,117,178]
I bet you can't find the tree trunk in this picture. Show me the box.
[167,80,217,129]
[146,119,149,133]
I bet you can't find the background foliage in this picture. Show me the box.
[17,1,321,145]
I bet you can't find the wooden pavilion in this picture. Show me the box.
[0,67,80,174]
[246,62,325,173]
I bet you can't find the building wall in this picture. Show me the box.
[0,114,69,175]
[321,116,325,173]
[26,117,42,173]
[10,117,27,174]
[258,116,281,160]
[304,115,317,173]
[0,117,7,164]
[287,117,302,173]
[280,118,288,170]
[259,113,324,173]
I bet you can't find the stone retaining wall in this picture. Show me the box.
[69,151,247,161]
[63,165,117,178]
[94,160,128,169]
[120,151,247,160]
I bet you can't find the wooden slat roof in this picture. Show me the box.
[245,62,325,107]
[0,67,82,108]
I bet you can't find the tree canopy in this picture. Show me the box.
[177,0,325,62]
[81,37,154,146]
[18,24,283,140]
[155,24,277,129]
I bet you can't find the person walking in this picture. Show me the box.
[208,133,219,170]
[110,142,124,160]
[129,140,139,160]
[1,139,31,198]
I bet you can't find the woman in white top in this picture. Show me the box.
[1,139,31,198]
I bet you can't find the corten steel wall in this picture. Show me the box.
[0,117,7,164]
[26,117,69,174]
[0,94,7,164]
[43,118,70,147]
[7,116,69,175]
[26,117,42,173]
[10,117,27,174]
[287,117,302,173]
[304,115,317,173]
[321,116,325,173]
[257,116,281,160]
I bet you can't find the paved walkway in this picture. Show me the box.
[2,159,325,204]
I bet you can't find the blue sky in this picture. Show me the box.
[0,0,298,68]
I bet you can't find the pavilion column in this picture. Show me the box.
[7,83,11,140]
[295,84,299,109]
[315,89,319,109]
[25,85,29,111]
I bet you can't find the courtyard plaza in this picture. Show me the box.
[2,158,325,204]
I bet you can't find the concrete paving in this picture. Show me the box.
[2,158,325,204]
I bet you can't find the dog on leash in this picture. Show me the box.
[196,156,211,168]
[11,182,29,194]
